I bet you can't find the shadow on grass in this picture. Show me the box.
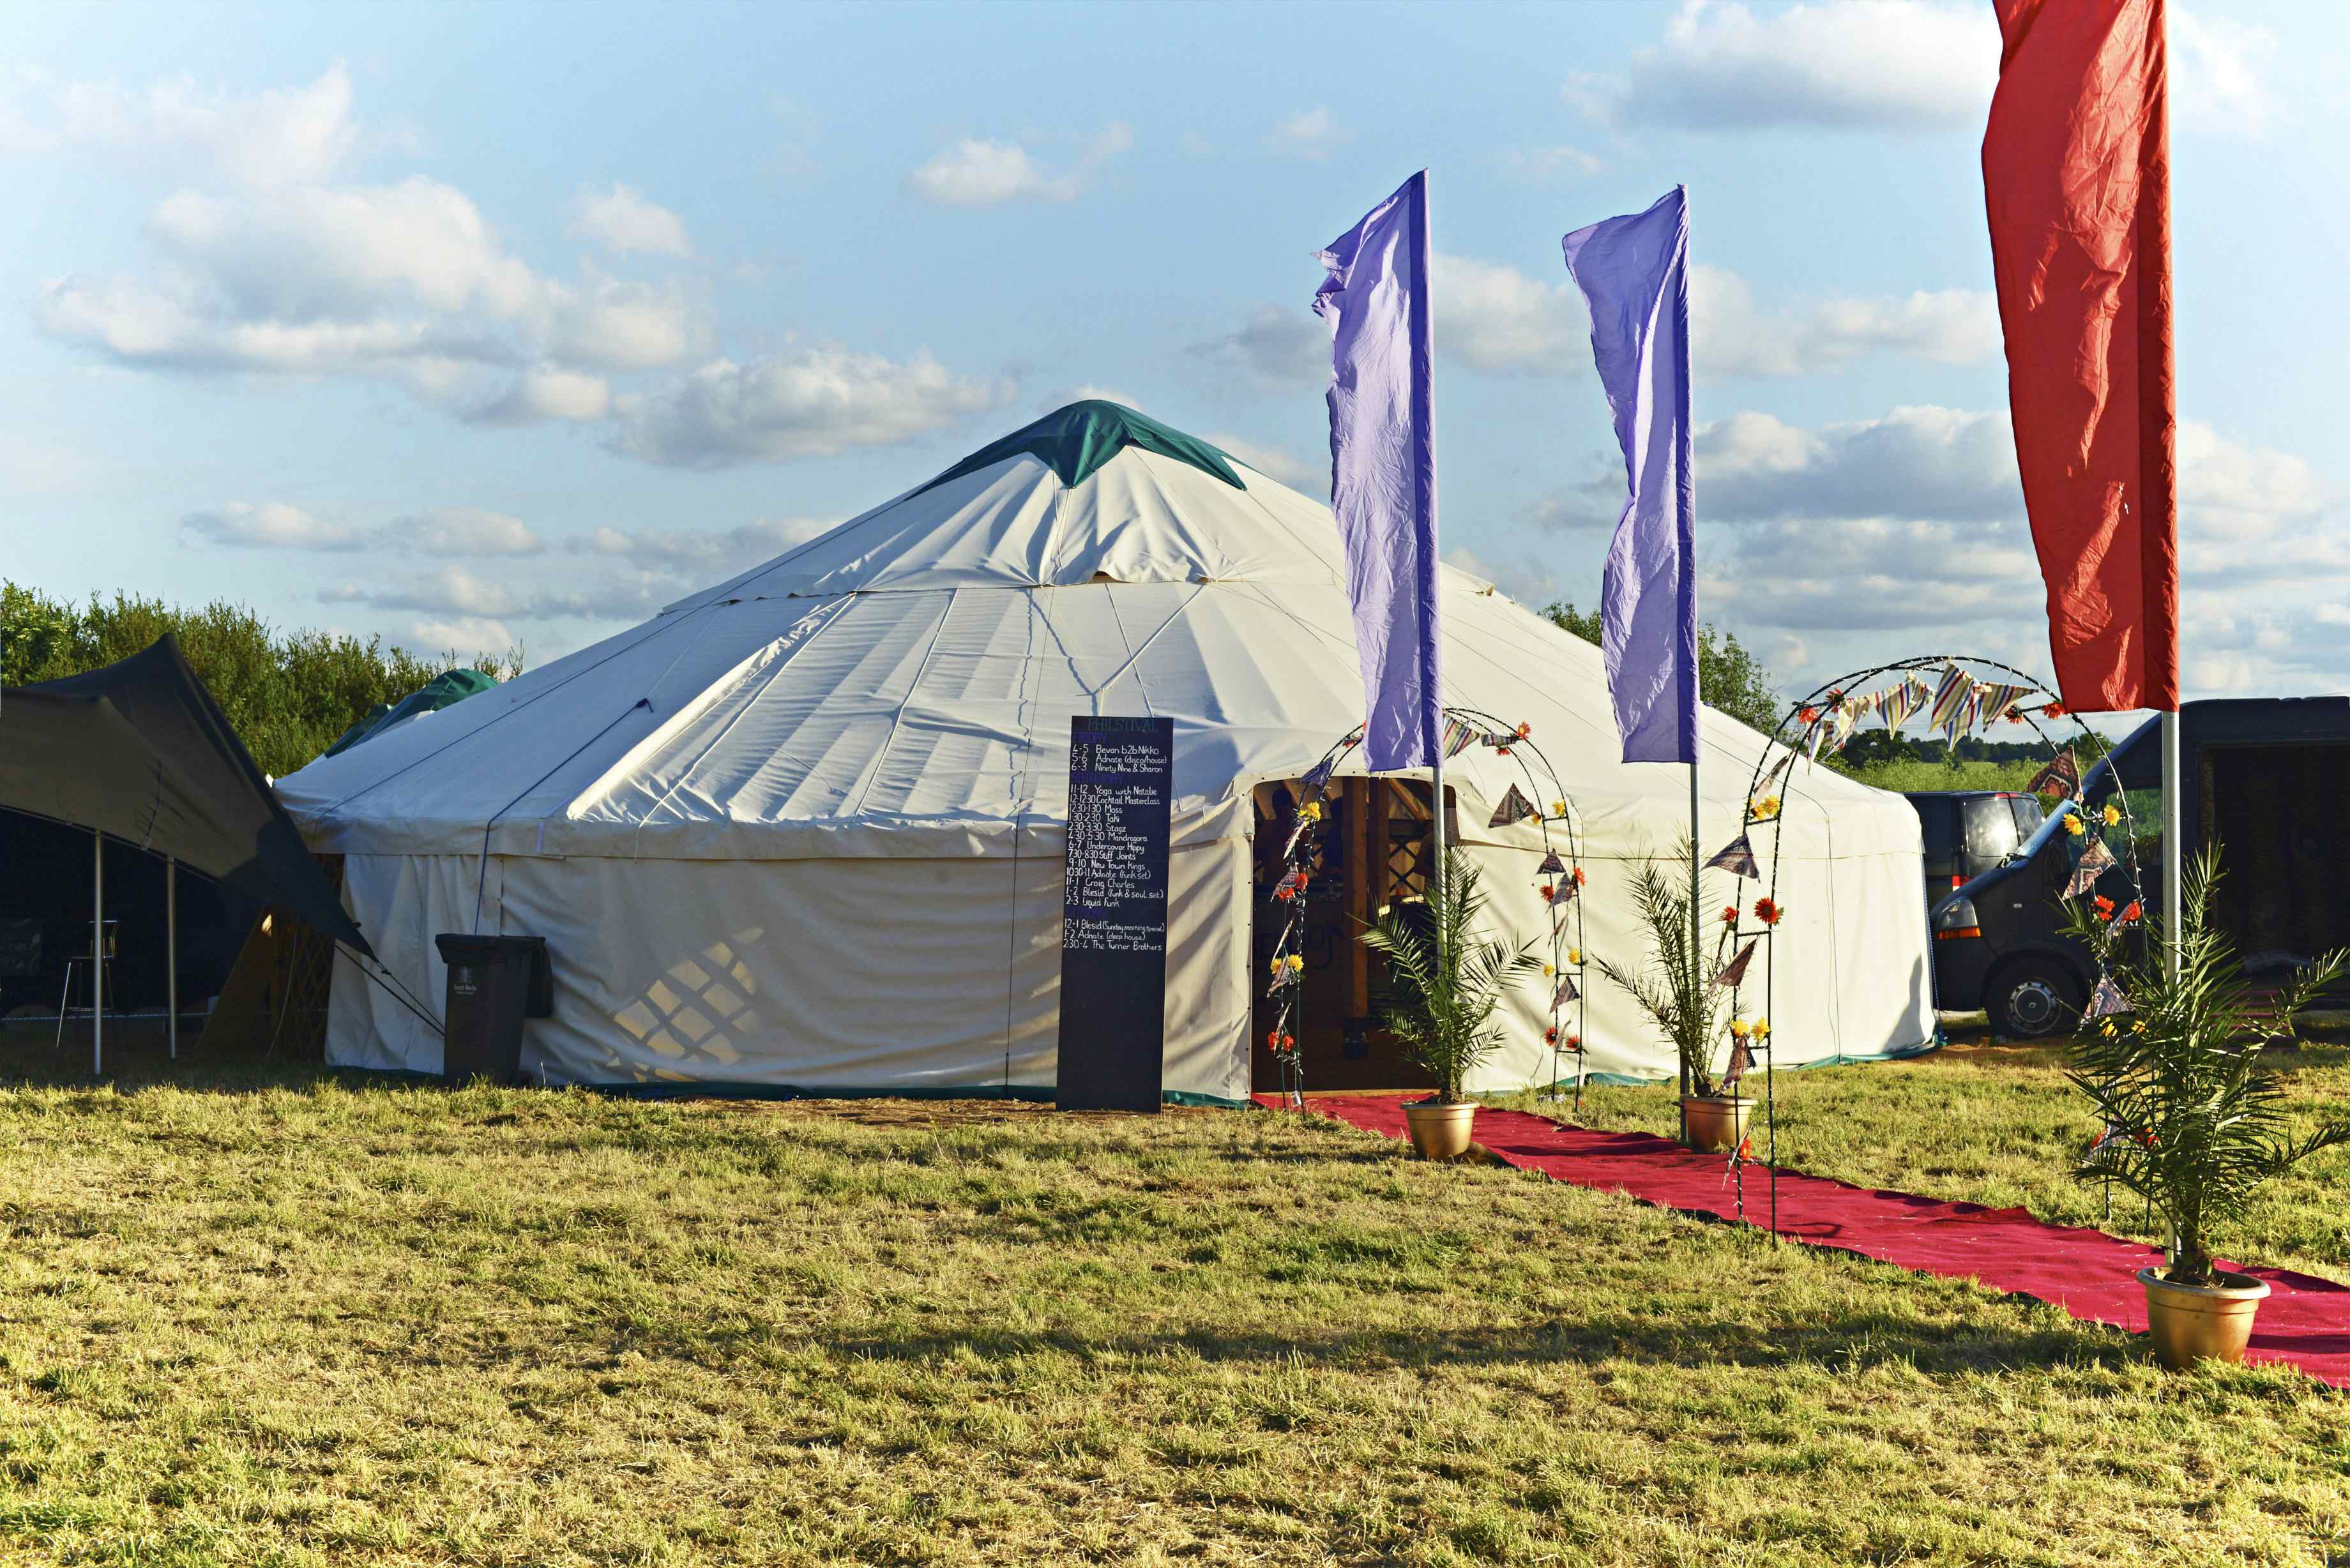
[810,1306,2135,1382]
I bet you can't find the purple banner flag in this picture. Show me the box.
[1315,171,1439,771]
[1563,186,1697,764]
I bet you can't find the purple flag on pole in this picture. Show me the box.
[1563,186,1697,764]
[1315,171,1439,772]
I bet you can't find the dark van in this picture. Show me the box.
[1905,790,2045,907]
[1926,800,2109,1037]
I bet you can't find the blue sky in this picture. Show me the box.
[6,0,2346,715]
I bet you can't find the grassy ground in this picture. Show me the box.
[3,1028,2348,1566]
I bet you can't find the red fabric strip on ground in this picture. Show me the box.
[1266,1094,2350,1387]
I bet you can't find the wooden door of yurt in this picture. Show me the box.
[1250,777,1455,1094]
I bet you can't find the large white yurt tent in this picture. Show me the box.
[279,402,1934,1102]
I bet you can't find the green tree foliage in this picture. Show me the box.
[1542,601,1782,736]
[1,581,520,779]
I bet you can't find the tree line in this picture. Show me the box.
[1,580,519,780]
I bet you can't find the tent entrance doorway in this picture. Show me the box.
[1250,776,1456,1094]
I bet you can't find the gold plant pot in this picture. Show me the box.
[1402,1101,1478,1160]
[2139,1266,2270,1370]
[1680,1095,1754,1154]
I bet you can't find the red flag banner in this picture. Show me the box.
[1983,0,2178,712]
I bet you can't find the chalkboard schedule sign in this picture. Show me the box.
[1056,714,1174,1112]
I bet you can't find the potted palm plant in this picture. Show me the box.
[2065,849,2350,1370]
[1596,839,1749,1152]
[1359,855,1542,1159]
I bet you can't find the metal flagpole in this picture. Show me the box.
[1681,763,1696,1141]
[1423,174,1445,947]
[2162,710,2182,977]
[167,856,179,1062]
[91,830,103,1076]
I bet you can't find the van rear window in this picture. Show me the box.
[1962,796,2021,859]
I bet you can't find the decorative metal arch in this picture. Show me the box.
[1263,706,1591,1109]
[1717,655,2147,1234]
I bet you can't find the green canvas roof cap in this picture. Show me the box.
[912,400,1247,499]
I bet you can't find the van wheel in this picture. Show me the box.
[1985,957,2083,1039]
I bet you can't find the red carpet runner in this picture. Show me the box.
[1269,1094,2350,1387]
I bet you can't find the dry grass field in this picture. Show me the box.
[2,1030,2347,1566]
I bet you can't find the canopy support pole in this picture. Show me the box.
[91,830,103,1076]
[167,856,179,1062]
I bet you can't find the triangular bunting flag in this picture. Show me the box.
[1714,939,1756,990]
[1724,1037,1754,1085]
[1927,664,1973,737]
[1824,700,1860,756]
[1487,784,1538,828]
[1301,755,1336,794]
[1537,850,1566,875]
[2028,748,2081,802]
[2087,974,2132,1017]
[1877,674,1929,733]
[2065,836,2116,898]
[1553,974,1579,1009]
[1978,682,2036,727]
[1705,834,1759,879]
[1441,716,1480,758]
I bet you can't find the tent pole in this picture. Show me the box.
[91,830,103,1076]
[167,856,179,1062]
[2162,709,2182,979]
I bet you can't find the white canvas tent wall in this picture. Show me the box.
[278,402,1934,1102]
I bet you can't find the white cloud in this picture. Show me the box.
[53,64,365,186]
[572,516,836,569]
[1570,1,1997,131]
[185,501,549,555]
[183,501,363,550]
[548,273,711,370]
[2173,10,2278,137]
[907,122,1132,207]
[1694,264,1999,377]
[1701,405,2024,522]
[388,507,543,555]
[1434,253,1581,373]
[569,183,693,257]
[607,346,1012,468]
[322,564,517,617]
[1198,261,1991,385]
[466,366,615,426]
[1273,107,1347,160]
[1208,433,1324,496]
[1190,305,1327,388]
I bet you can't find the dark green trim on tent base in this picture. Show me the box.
[338,1068,1249,1109]
[910,400,1246,500]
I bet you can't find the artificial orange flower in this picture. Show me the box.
[1753,897,1784,926]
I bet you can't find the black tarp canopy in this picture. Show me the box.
[0,635,370,956]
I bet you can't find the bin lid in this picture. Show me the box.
[434,932,554,1018]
